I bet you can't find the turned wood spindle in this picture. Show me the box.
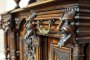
[14,0,21,9]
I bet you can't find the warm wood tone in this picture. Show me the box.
[0,0,90,60]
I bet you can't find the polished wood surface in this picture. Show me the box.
[0,0,90,60]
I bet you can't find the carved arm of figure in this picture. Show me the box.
[58,7,79,47]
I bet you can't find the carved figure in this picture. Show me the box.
[24,12,38,60]
[58,7,78,47]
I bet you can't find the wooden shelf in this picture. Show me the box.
[0,0,55,15]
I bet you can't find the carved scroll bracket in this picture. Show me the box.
[58,7,79,47]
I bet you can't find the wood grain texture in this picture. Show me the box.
[1,0,90,60]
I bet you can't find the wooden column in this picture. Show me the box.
[86,44,90,60]
[40,36,48,60]
[73,44,84,60]
[4,32,8,60]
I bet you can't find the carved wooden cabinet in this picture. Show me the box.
[0,0,90,60]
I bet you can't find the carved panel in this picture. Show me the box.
[50,44,71,60]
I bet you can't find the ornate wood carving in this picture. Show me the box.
[58,7,79,47]
[1,0,90,60]
[2,14,22,60]
[37,20,52,35]
[50,44,71,60]
[23,12,40,60]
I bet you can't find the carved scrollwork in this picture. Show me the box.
[58,7,79,47]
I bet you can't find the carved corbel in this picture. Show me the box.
[58,7,79,47]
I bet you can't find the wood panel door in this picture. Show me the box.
[50,44,72,60]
